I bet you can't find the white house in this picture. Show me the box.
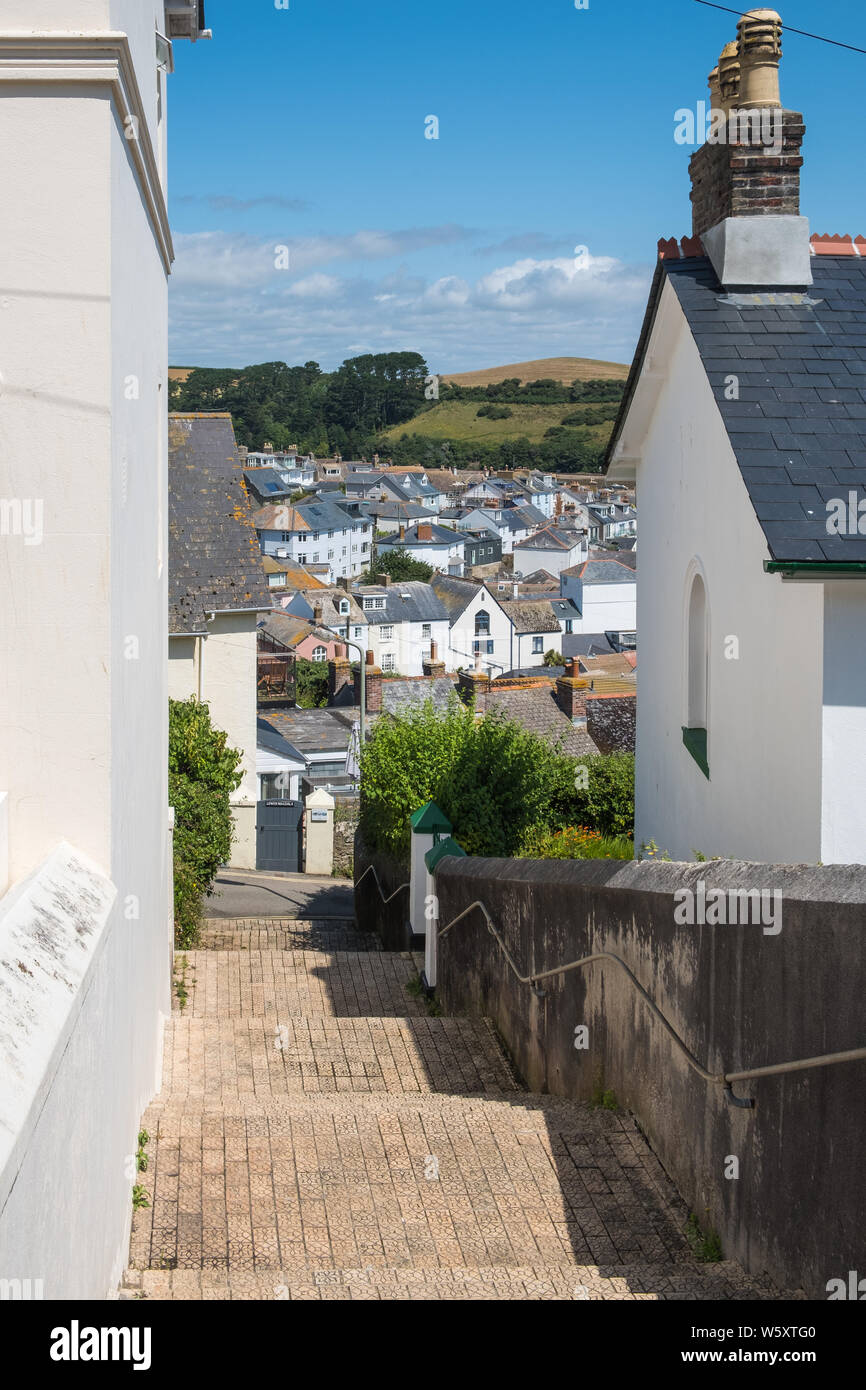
[560,553,637,640]
[376,521,465,575]
[513,525,586,578]
[352,583,450,676]
[253,497,372,581]
[0,0,205,1300]
[431,575,514,675]
[168,413,273,869]
[606,18,866,864]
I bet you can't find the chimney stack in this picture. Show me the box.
[554,661,589,725]
[353,649,383,713]
[417,523,432,542]
[422,640,447,677]
[688,9,810,289]
[327,643,353,706]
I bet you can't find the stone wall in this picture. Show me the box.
[586,693,636,754]
[434,854,866,1297]
[353,830,411,949]
[333,796,359,878]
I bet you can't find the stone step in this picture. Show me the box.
[157,1015,520,1101]
[173,948,424,1019]
[121,1259,790,1301]
[129,1094,708,1279]
[198,919,378,953]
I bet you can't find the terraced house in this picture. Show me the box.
[251,497,372,582]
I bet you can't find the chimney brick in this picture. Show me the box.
[689,110,805,238]
[422,640,446,677]
[555,661,589,724]
[353,649,383,712]
[327,643,353,706]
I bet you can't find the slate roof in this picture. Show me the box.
[610,253,866,564]
[498,599,562,634]
[262,707,355,756]
[353,581,449,625]
[258,611,316,650]
[287,587,367,628]
[429,573,481,620]
[512,503,547,528]
[243,468,293,501]
[380,677,457,716]
[377,523,463,547]
[575,555,637,584]
[168,414,272,635]
[515,526,580,553]
[562,632,618,658]
[256,716,306,765]
[475,684,599,757]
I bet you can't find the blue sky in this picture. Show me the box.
[168,0,866,373]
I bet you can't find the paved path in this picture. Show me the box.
[206,871,355,921]
[124,917,792,1300]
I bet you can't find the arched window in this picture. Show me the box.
[687,574,707,729]
[683,571,709,777]
[312,645,327,662]
[475,609,490,636]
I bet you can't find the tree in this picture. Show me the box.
[169,698,243,948]
[542,649,562,666]
[295,658,329,708]
[361,546,433,583]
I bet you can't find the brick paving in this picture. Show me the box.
[125,916,796,1300]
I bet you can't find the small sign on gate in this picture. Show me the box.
[310,808,328,823]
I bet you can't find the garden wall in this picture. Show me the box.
[434,854,866,1297]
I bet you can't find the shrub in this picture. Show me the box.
[169,698,243,948]
[296,658,329,708]
[476,404,513,420]
[518,825,633,861]
[568,752,635,838]
[361,701,569,859]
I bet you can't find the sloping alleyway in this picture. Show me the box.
[123,915,790,1300]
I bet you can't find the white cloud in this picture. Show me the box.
[169,228,651,371]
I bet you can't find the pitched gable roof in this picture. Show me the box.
[608,251,866,566]
[168,413,271,635]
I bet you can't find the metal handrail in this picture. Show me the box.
[438,899,866,1107]
[354,862,410,905]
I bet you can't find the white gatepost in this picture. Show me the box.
[304,788,335,876]
[408,802,452,982]
[423,836,467,990]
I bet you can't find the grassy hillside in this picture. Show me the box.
[381,400,613,446]
[442,356,628,387]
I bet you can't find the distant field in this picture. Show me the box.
[168,367,195,383]
[381,400,613,445]
[441,356,629,387]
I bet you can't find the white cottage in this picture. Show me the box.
[606,13,866,864]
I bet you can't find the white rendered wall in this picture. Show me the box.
[821,582,866,864]
[628,281,822,862]
[579,581,637,634]
[0,0,172,1299]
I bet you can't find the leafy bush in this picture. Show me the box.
[568,752,635,838]
[476,404,513,420]
[518,824,633,861]
[296,658,329,708]
[169,698,243,948]
[361,701,573,859]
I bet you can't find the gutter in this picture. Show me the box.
[764,561,866,577]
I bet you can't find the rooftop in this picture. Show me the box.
[168,414,271,635]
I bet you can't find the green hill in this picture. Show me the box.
[381,400,612,446]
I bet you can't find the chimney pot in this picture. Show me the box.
[737,8,783,109]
